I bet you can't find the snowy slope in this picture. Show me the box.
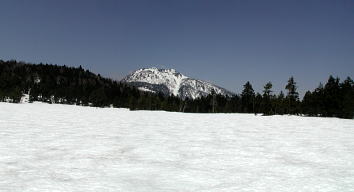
[0,102,354,191]
[122,67,233,99]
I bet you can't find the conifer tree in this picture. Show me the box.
[241,81,255,113]
[262,82,273,115]
[210,88,216,113]
[323,76,340,117]
[340,77,354,118]
[285,77,299,114]
[275,91,285,115]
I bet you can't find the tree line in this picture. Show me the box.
[1,60,353,119]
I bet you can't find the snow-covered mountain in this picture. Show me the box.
[121,67,234,99]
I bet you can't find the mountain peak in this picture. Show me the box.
[122,67,233,99]
[140,67,179,75]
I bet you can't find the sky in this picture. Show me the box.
[0,0,353,96]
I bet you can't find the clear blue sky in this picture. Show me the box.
[1,0,353,96]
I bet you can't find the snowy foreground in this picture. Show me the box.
[0,102,353,192]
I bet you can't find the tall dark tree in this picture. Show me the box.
[241,81,255,113]
[313,83,325,116]
[263,82,273,96]
[211,88,216,113]
[302,91,314,116]
[340,77,354,118]
[323,76,341,117]
[274,91,286,115]
[254,93,262,114]
[285,76,299,114]
[262,82,273,115]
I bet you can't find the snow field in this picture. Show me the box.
[0,102,353,191]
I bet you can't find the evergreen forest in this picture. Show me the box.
[1,60,353,119]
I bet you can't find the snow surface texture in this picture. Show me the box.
[0,102,354,192]
[122,67,233,99]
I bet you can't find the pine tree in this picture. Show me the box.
[285,76,299,114]
[241,81,255,113]
[323,76,341,117]
[263,82,273,96]
[210,88,216,113]
[254,93,262,115]
[262,82,273,115]
[340,77,354,118]
[275,91,286,115]
[302,91,313,116]
[313,83,325,116]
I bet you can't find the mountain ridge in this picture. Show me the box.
[121,67,234,99]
